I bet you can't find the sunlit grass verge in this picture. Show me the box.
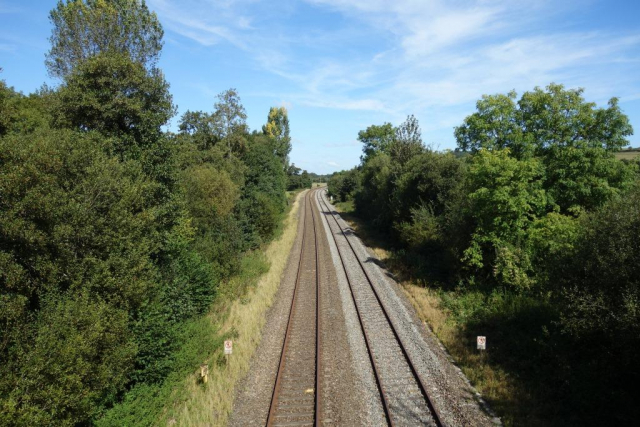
[98,190,305,427]
[402,285,543,426]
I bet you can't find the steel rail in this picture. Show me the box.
[311,189,322,427]
[317,190,445,427]
[266,189,321,427]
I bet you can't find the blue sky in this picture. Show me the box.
[1,0,639,174]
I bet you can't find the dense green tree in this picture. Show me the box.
[543,142,633,212]
[0,80,14,136]
[180,164,239,228]
[46,0,163,78]
[328,168,359,202]
[287,164,312,190]
[548,184,640,422]
[358,122,395,162]
[455,84,634,213]
[462,149,547,289]
[0,81,56,136]
[238,134,287,245]
[0,292,135,427]
[354,153,394,227]
[2,1,294,424]
[454,91,529,157]
[393,151,465,221]
[57,52,174,146]
[455,84,632,156]
[178,110,219,150]
[56,52,177,191]
[0,128,160,424]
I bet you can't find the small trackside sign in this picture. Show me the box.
[477,336,486,350]
[224,340,233,355]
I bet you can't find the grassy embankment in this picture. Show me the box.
[615,147,640,160]
[99,190,305,427]
[333,200,557,427]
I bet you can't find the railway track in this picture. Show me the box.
[266,190,322,427]
[316,190,445,427]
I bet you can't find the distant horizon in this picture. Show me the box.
[2,0,639,175]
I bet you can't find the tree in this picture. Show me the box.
[178,110,218,150]
[238,134,287,246]
[263,106,291,163]
[455,84,633,158]
[328,169,359,202]
[213,89,248,139]
[393,151,465,222]
[46,0,163,79]
[462,149,547,289]
[57,52,174,146]
[358,122,395,162]
[454,91,530,158]
[390,115,424,165]
[455,84,635,213]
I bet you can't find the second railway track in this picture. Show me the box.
[316,189,444,427]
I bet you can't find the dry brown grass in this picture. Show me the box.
[402,284,537,426]
[615,150,640,160]
[157,191,305,427]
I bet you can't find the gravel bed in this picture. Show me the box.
[230,190,372,426]
[312,190,370,426]
[313,190,384,427]
[318,190,500,427]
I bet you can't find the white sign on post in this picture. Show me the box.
[224,340,233,355]
[477,336,486,350]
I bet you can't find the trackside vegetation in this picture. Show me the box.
[0,1,310,425]
[329,85,639,426]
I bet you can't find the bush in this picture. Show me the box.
[0,293,134,426]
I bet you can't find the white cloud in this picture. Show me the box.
[301,98,385,111]
[148,0,640,120]
[0,43,16,52]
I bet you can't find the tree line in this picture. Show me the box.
[0,0,308,425]
[329,85,639,425]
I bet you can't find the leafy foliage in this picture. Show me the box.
[46,0,164,79]
[57,52,174,145]
[338,83,638,424]
[286,164,312,190]
[358,122,395,161]
[1,2,290,424]
[263,106,292,163]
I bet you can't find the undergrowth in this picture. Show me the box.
[99,191,304,426]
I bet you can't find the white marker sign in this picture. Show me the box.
[477,336,486,350]
[224,340,233,355]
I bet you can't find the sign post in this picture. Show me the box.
[224,340,233,365]
[477,336,486,350]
